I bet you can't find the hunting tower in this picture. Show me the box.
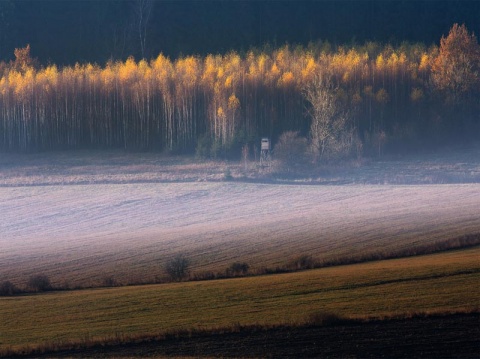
[260,137,271,166]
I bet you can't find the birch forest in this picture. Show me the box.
[0,24,478,157]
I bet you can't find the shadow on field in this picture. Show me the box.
[21,313,480,359]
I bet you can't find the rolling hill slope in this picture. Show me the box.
[1,179,479,287]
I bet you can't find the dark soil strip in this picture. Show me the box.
[22,313,480,358]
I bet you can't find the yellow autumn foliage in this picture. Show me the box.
[1,29,474,153]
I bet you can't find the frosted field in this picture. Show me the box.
[1,180,479,287]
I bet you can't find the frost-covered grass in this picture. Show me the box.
[1,148,480,288]
[1,179,479,288]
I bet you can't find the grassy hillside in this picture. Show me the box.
[1,247,478,352]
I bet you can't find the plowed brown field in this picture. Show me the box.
[18,313,480,358]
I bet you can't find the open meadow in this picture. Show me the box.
[1,149,480,356]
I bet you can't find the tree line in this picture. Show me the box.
[0,24,478,158]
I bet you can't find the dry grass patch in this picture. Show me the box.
[1,247,478,351]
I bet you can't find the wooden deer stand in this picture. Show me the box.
[260,137,271,166]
